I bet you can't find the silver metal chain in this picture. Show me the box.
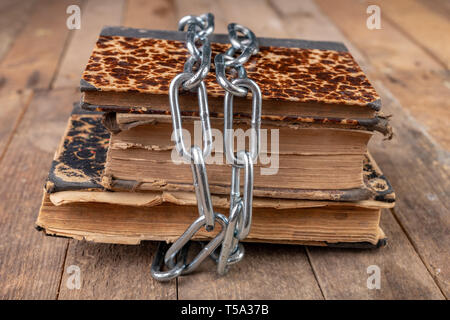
[151,13,261,281]
[214,23,261,275]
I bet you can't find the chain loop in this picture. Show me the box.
[217,151,253,275]
[224,46,253,67]
[233,151,254,240]
[214,23,259,97]
[182,38,212,90]
[207,242,245,265]
[224,78,262,165]
[191,146,215,231]
[215,53,248,97]
[151,241,189,282]
[151,213,228,281]
[178,13,214,39]
[164,213,228,275]
[227,23,258,54]
[169,73,212,162]
[217,202,242,275]
[178,13,214,90]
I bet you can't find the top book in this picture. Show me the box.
[81,26,382,125]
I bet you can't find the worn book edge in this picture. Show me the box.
[36,191,387,248]
[38,104,391,248]
[45,104,395,204]
[80,27,381,110]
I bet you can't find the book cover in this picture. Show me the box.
[80,27,391,136]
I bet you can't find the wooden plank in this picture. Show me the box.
[313,0,440,71]
[124,0,176,29]
[0,90,33,161]
[216,0,285,37]
[268,0,368,69]
[368,80,450,297]
[178,243,323,299]
[315,0,450,150]
[314,0,450,296]
[0,0,80,94]
[274,0,449,298]
[266,0,447,298]
[0,0,36,62]
[58,242,176,299]
[0,0,79,167]
[375,71,450,149]
[53,0,125,89]
[307,209,444,299]
[174,0,228,33]
[52,0,177,299]
[419,0,450,19]
[0,88,78,299]
[378,0,450,69]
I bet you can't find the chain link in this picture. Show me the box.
[178,13,214,90]
[164,213,228,275]
[169,73,212,162]
[151,13,261,281]
[214,23,259,97]
[224,78,262,165]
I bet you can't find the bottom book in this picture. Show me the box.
[36,105,395,248]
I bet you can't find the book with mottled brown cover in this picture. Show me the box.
[80,27,391,136]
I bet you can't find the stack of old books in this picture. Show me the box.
[36,27,395,248]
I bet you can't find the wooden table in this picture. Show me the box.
[0,0,448,300]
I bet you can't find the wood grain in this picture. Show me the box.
[260,0,449,299]
[124,0,176,29]
[0,88,78,299]
[369,80,450,297]
[53,0,125,89]
[0,0,36,62]
[0,0,80,94]
[379,0,450,69]
[178,243,324,299]
[307,209,444,299]
[315,0,450,150]
[268,0,368,69]
[315,0,450,297]
[419,0,450,19]
[55,0,178,299]
[174,0,227,33]
[0,2,79,298]
[0,0,78,172]
[0,90,33,161]
[216,0,285,38]
[58,242,176,299]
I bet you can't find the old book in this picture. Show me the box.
[37,105,394,247]
[103,116,374,197]
[78,27,392,197]
[80,27,391,136]
[37,194,388,247]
